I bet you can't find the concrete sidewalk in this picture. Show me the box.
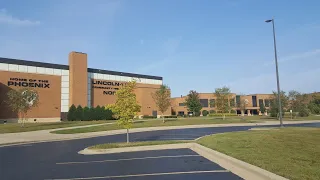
[0,120,319,146]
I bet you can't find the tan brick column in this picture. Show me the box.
[69,52,88,107]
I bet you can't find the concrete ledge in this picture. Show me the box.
[191,143,288,180]
[79,143,194,155]
[80,142,288,180]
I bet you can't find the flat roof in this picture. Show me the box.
[0,57,162,80]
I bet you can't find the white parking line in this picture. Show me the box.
[57,154,200,165]
[46,170,229,180]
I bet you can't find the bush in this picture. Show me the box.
[163,115,178,118]
[202,110,209,116]
[143,115,157,119]
[67,104,77,121]
[209,113,237,117]
[209,110,216,114]
[230,109,236,114]
[83,106,91,121]
[104,107,114,120]
[75,105,84,120]
[299,108,310,117]
[195,111,201,117]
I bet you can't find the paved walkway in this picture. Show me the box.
[0,120,319,146]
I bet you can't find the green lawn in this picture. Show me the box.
[52,118,258,134]
[89,140,192,149]
[197,127,320,180]
[0,120,113,134]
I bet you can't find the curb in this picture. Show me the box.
[79,143,194,155]
[191,143,288,180]
[1,120,319,147]
[79,142,288,180]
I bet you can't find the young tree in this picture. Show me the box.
[6,88,39,126]
[270,91,288,118]
[107,81,141,143]
[152,85,171,123]
[236,98,248,118]
[215,87,232,120]
[184,90,202,116]
[259,103,266,114]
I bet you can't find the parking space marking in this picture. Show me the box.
[47,170,229,180]
[57,154,201,165]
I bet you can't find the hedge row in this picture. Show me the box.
[208,113,238,117]
[67,105,115,121]
[141,115,178,119]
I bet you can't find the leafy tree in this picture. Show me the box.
[152,85,171,123]
[202,110,209,116]
[83,106,91,121]
[270,91,288,118]
[6,88,39,126]
[107,81,141,143]
[75,105,84,120]
[308,93,320,114]
[184,90,202,116]
[215,87,232,120]
[288,90,309,118]
[260,103,266,114]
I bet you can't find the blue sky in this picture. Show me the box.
[1,0,319,97]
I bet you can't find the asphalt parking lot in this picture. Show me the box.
[45,149,242,180]
[1,123,318,179]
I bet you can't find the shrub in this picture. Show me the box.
[83,106,91,121]
[195,111,201,117]
[202,110,209,116]
[209,113,237,117]
[298,108,310,117]
[104,107,114,120]
[209,110,216,114]
[143,115,157,119]
[75,105,84,120]
[163,115,178,118]
[67,104,77,121]
[230,109,236,114]
[88,107,94,120]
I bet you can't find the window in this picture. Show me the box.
[209,99,215,107]
[264,99,270,107]
[179,103,185,106]
[200,99,208,107]
[236,95,240,105]
[178,111,185,116]
[230,98,235,107]
[252,96,257,107]
[259,99,264,107]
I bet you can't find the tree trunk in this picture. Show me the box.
[126,128,129,143]
[162,113,165,123]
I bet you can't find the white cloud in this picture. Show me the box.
[0,9,40,26]
[263,49,320,66]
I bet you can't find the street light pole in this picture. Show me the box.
[266,18,283,127]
